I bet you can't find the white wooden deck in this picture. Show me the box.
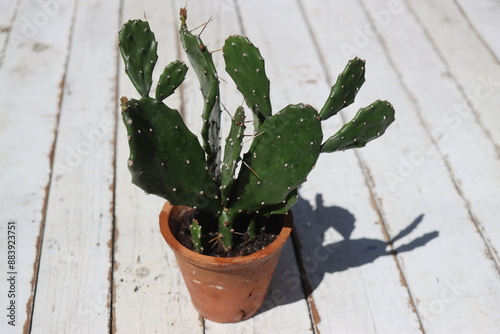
[1,0,499,333]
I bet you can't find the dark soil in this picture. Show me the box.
[176,213,282,257]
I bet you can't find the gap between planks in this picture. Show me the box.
[0,0,21,68]
[110,0,126,332]
[290,228,322,334]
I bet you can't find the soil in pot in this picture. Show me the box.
[175,210,282,257]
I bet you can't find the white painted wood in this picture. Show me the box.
[113,1,203,332]
[0,0,76,332]
[454,0,500,61]
[406,0,500,149]
[29,0,120,332]
[0,1,18,26]
[0,0,19,64]
[237,1,424,333]
[301,0,500,332]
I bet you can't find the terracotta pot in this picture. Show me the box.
[159,202,293,323]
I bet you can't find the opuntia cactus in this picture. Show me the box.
[179,8,222,182]
[119,8,395,254]
[223,35,272,131]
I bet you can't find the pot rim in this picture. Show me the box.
[159,202,293,267]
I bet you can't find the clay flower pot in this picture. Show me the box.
[159,202,293,323]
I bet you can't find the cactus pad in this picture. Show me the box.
[190,219,203,253]
[179,12,222,181]
[223,35,271,130]
[119,20,158,97]
[321,100,395,152]
[121,96,221,216]
[261,188,298,215]
[229,104,322,216]
[221,106,246,205]
[155,60,188,101]
[320,57,366,120]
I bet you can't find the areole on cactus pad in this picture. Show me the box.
[118,8,395,254]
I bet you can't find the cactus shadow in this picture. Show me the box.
[256,194,439,316]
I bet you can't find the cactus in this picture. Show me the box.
[319,57,366,120]
[223,35,272,131]
[156,61,188,101]
[179,9,222,181]
[228,104,322,216]
[220,106,246,206]
[119,8,395,254]
[321,100,395,152]
[120,96,222,216]
[118,20,158,97]
[190,219,203,253]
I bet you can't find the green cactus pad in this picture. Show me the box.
[121,96,221,216]
[217,209,234,251]
[155,60,188,101]
[246,218,256,239]
[190,219,203,253]
[179,15,221,181]
[261,188,298,215]
[229,104,322,216]
[321,100,395,152]
[119,20,158,97]
[223,35,272,130]
[319,57,366,120]
[221,107,246,205]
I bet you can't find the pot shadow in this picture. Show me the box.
[256,194,439,316]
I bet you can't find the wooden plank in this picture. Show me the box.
[406,0,500,150]
[454,0,500,61]
[304,0,500,332]
[0,0,19,64]
[234,1,423,333]
[112,0,204,332]
[0,0,76,332]
[28,0,120,332]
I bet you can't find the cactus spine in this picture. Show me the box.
[119,9,395,254]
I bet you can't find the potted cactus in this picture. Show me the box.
[118,8,395,323]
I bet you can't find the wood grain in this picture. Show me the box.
[29,0,120,332]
